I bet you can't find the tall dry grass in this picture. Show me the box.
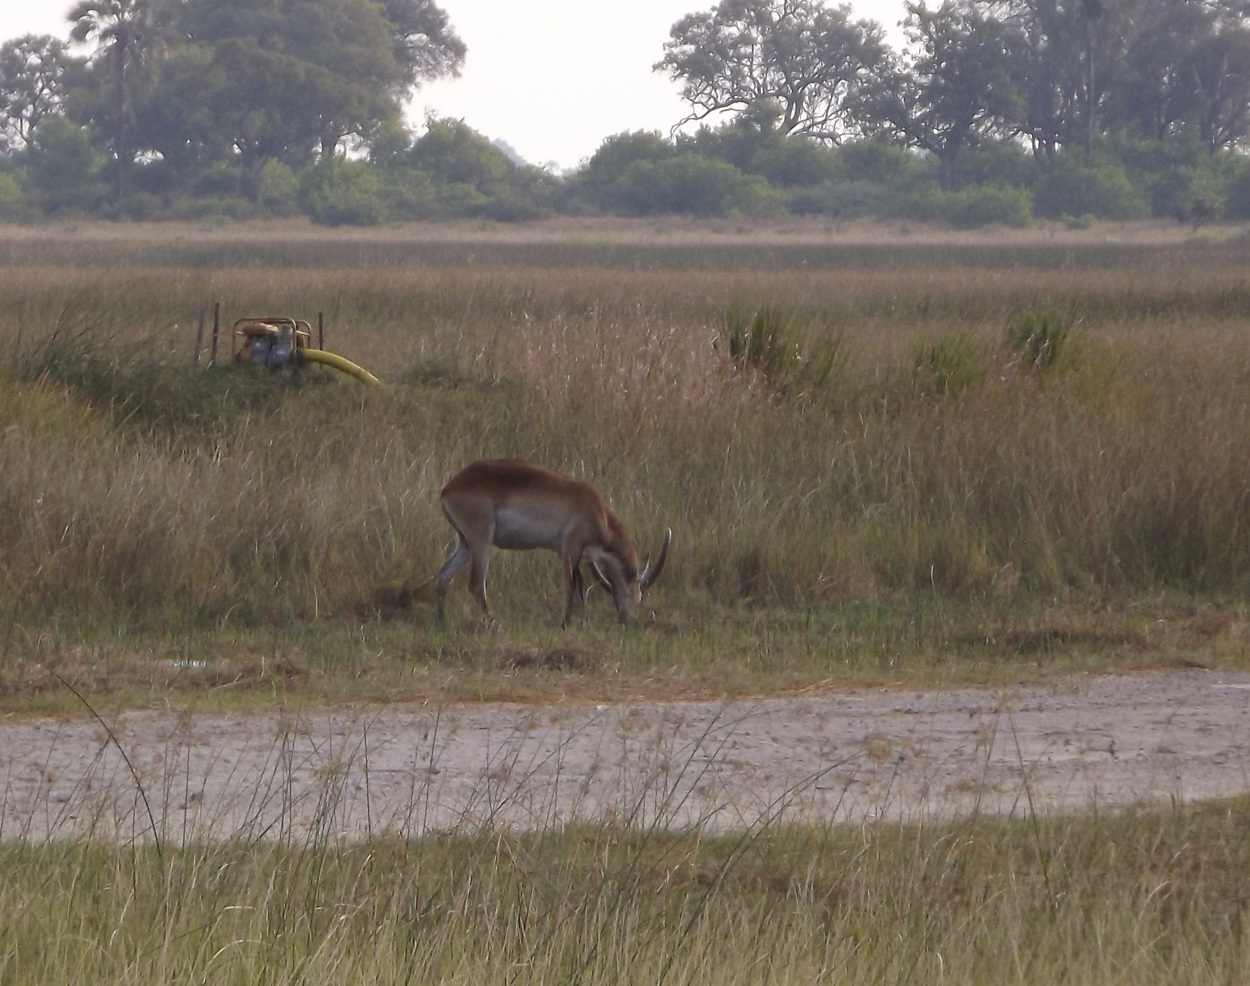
[4,228,1250,629]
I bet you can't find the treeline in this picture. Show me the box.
[3,0,1250,227]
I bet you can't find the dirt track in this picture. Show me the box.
[3,669,1249,843]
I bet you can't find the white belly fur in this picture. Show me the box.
[493,504,569,551]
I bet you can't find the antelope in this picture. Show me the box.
[435,458,671,626]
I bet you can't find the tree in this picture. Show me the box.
[1190,18,1250,151]
[157,0,465,180]
[0,35,75,153]
[378,0,466,89]
[583,131,676,184]
[408,117,512,189]
[864,2,1022,190]
[655,0,889,142]
[986,0,1145,161]
[125,40,225,195]
[681,102,839,185]
[68,0,172,196]
[26,116,109,211]
[1109,0,1210,142]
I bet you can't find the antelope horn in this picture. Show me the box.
[589,560,613,594]
[640,527,672,592]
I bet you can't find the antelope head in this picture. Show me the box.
[435,458,671,627]
[589,526,671,623]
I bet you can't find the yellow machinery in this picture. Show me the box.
[229,316,381,386]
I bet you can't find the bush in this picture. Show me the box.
[409,117,512,190]
[1062,212,1098,229]
[836,140,922,183]
[193,161,243,197]
[943,184,1033,229]
[1221,159,1250,220]
[1006,309,1074,373]
[163,195,259,222]
[723,300,847,394]
[480,188,550,222]
[0,170,31,220]
[1033,159,1149,220]
[787,179,893,218]
[102,192,166,221]
[951,142,1038,189]
[405,180,489,220]
[1151,164,1227,227]
[298,157,386,226]
[611,154,778,217]
[257,160,300,215]
[912,335,985,397]
[750,136,838,187]
[726,301,799,380]
[25,116,109,213]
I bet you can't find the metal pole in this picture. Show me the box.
[318,311,324,350]
[209,302,220,366]
[193,308,205,365]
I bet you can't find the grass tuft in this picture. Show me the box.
[1007,307,1075,372]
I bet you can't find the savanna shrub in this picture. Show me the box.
[944,184,1033,229]
[1033,159,1149,220]
[1007,309,1074,372]
[299,157,386,226]
[912,335,985,397]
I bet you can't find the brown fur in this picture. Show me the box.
[436,458,645,626]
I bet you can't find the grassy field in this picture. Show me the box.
[3,218,1250,710]
[4,218,1250,984]
[3,796,1250,984]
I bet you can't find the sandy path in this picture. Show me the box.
[2,669,1249,843]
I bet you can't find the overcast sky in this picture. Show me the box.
[7,1,909,171]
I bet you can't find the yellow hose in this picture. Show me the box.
[301,349,383,386]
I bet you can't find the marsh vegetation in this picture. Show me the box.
[3,217,1250,984]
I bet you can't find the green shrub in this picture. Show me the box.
[18,331,319,434]
[787,179,892,218]
[725,300,798,380]
[1007,309,1074,372]
[723,300,848,394]
[256,159,300,215]
[1033,159,1149,220]
[409,117,512,190]
[1220,160,1250,220]
[0,170,29,220]
[944,184,1033,229]
[912,334,985,397]
[836,140,924,183]
[298,157,386,226]
[481,188,550,222]
[612,154,774,217]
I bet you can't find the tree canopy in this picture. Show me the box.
[51,0,465,201]
[655,0,889,141]
[0,34,73,153]
[2,0,1250,227]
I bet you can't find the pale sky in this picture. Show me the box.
[8,1,909,171]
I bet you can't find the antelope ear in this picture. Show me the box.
[589,560,613,593]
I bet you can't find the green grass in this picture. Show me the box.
[6,592,1231,716]
[2,800,1249,984]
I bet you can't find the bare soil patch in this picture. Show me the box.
[3,669,1248,843]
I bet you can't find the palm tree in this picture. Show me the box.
[68,0,168,197]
